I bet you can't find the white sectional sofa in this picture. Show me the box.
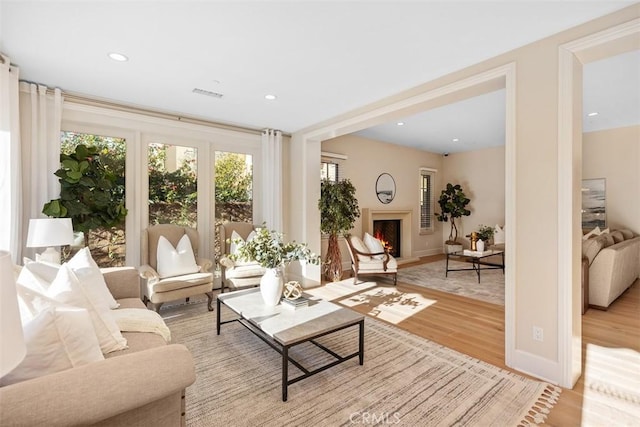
[582,229,640,309]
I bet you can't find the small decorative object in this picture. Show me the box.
[229,225,320,306]
[283,281,303,300]
[468,231,479,251]
[476,239,485,252]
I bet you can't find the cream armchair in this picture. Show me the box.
[218,222,266,292]
[139,224,214,312]
[346,234,398,285]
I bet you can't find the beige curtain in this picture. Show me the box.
[262,129,283,232]
[19,82,63,260]
[0,54,23,261]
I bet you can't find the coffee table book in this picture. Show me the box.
[281,296,309,310]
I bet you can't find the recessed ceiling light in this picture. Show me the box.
[108,52,128,62]
[452,138,459,142]
[265,94,277,100]
[396,122,405,126]
[587,112,599,117]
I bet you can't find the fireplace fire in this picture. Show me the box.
[373,219,401,257]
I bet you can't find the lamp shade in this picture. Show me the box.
[26,218,75,248]
[0,250,26,377]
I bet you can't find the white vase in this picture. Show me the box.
[476,239,485,252]
[260,268,284,306]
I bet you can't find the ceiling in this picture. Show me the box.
[1,1,637,153]
[356,49,640,153]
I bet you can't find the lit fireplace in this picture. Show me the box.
[373,219,401,257]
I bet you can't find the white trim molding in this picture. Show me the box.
[292,64,517,364]
[557,17,640,388]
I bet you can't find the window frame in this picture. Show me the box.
[419,168,437,234]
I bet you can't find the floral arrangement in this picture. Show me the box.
[229,226,320,269]
[477,224,495,243]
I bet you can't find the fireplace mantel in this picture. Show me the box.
[361,208,418,264]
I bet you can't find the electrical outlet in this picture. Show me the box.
[533,326,544,342]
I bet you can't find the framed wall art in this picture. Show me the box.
[581,178,606,230]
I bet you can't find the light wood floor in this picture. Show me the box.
[333,256,640,426]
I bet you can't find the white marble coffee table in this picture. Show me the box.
[216,288,365,401]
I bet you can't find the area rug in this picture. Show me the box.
[397,259,505,305]
[163,301,559,426]
[581,343,640,425]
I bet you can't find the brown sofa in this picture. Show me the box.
[0,267,196,426]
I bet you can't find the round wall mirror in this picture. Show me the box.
[376,173,396,204]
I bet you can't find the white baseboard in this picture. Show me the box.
[413,248,444,258]
[509,349,560,386]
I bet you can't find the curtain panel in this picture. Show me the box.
[0,54,23,261]
[19,82,63,260]
[262,129,283,232]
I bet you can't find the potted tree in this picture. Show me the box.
[42,144,128,251]
[434,183,471,253]
[318,179,360,281]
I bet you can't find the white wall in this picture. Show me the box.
[583,125,640,234]
[441,146,506,247]
[321,134,444,262]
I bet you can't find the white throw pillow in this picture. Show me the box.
[47,264,127,354]
[156,234,200,279]
[583,226,601,240]
[363,232,385,260]
[494,224,505,245]
[229,229,256,255]
[67,248,119,309]
[15,283,60,324]
[350,236,371,262]
[0,306,104,386]
[17,262,59,295]
[229,230,243,255]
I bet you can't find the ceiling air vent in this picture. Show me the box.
[192,88,224,98]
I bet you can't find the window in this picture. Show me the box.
[420,168,436,232]
[213,151,253,257]
[148,143,198,228]
[321,161,339,182]
[60,131,127,267]
[321,151,347,182]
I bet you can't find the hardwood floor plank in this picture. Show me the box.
[329,258,639,427]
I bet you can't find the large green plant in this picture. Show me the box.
[318,179,360,281]
[434,183,471,244]
[43,144,127,240]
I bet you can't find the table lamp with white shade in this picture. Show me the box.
[26,218,75,264]
[0,250,26,377]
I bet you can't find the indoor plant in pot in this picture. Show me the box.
[318,179,360,281]
[434,183,471,253]
[230,226,319,306]
[476,224,495,252]
[42,144,127,260]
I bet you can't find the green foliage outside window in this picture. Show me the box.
[214,152,252,203]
